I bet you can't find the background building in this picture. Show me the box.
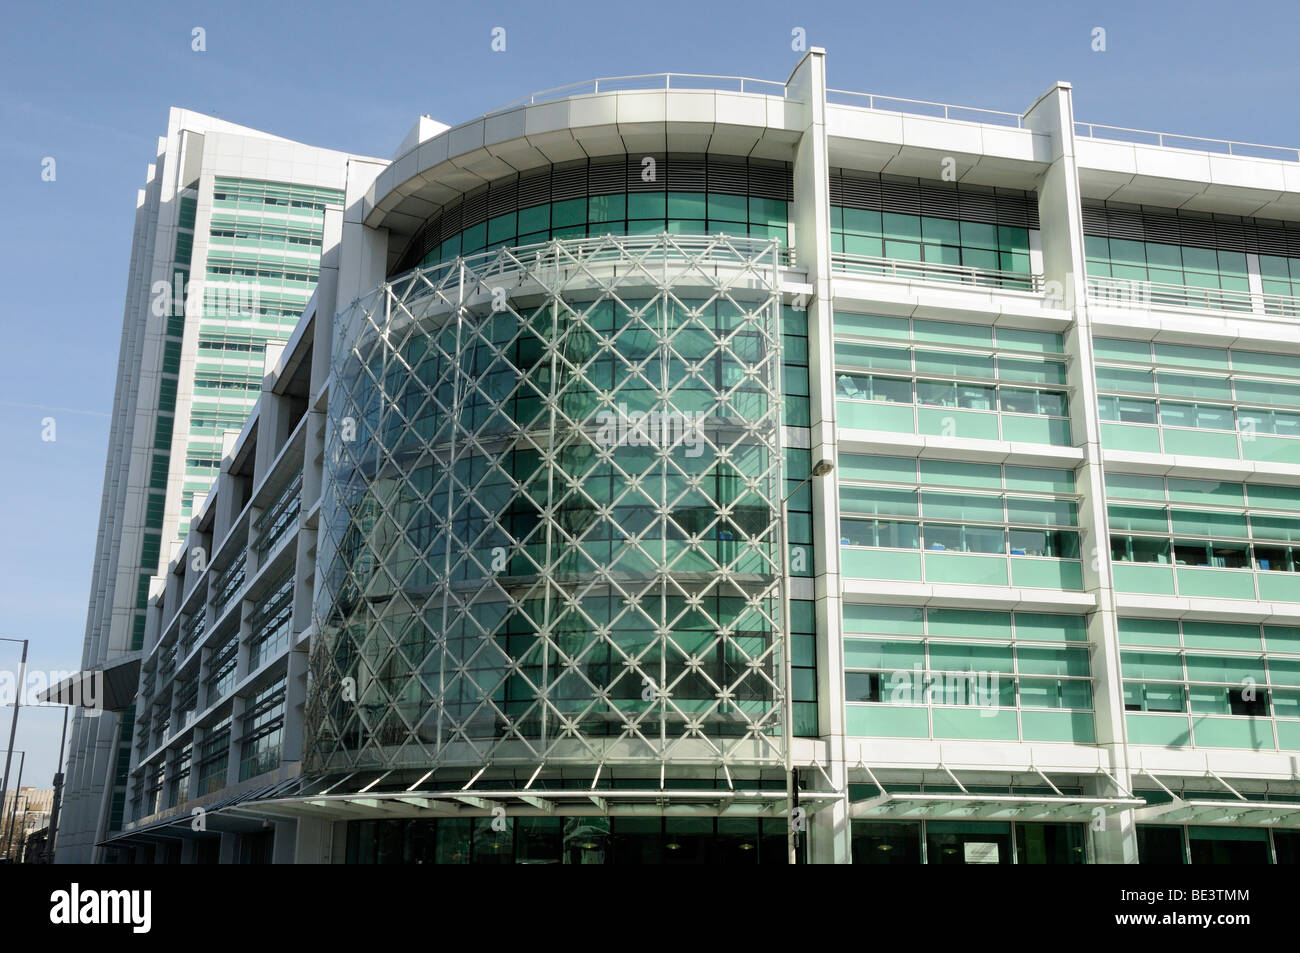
[1,787,53,862]
[62,49,1300,863]
[57,110,368,863]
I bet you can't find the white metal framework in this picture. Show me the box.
[309,234,795,779]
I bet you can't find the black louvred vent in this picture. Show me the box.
[835,171,883,210]
[487,177,518,218]
[666,154,708,192]
[517,167,552,207]
[879,177,921,215]
[1084,202,1300,259]
[748,160,792,200]
[994,189,1037,228]
[955,187,999,226]
[460,188,488,230]
[1255,224,1291,257]
[1141,213,1182,245]
[439,201,463,238]
[1081,204,1109,234]
[626,154,665,192]
[550,161,587,201]
[1104,207,1146,241]
[1176,216,1218,249]
[919,182,960,219]
[1213,221,1249,253]
[707,156,749,195]
[586,158,623,196]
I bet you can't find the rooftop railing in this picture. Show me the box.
[485,73,787,115]
[832,252,1043,292]
[477,74,1300,164]
[1074,122,1300,163]
[826,89,1026,128]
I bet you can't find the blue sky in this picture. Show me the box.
[0,0,1296,789]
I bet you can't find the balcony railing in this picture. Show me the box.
[254,471,302,559]
[827,89,1025,129]
[1086,275,1300,317]
[485,73,787,116]
[832,252,1043,292]
[179,607,206,659]
[210,556,247,621]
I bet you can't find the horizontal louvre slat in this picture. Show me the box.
[1081,205,1109,234]
[955,187,999,226]
[665,154,708,192]
[439,202,462,239]
[486,177,518,218]
[994,188,1039,228]
[748,159,791,200]
[835,171,882,210]
[586,157,623,197]
[1214,221,1249,252]
[706,156,749,195]
[1140,213,1182,245]
[1104,207,1146,241]
[1256,224,1291,257]
[626,154,665,192]
[918,183,960,219]
[459,188,488,230]
[879,176,921,215]
[517,168,552,207]
[550,161,587,201]
[1177,217,1218,249]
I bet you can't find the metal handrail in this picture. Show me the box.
[1074,122,1300,163]
[479,74,1300,162]
[826,89,1025,128]
[386,233,797,293]
[1086,274,1300,316]
[484,73,787,115]
[343,233,798,360]
[832,252,1042,292]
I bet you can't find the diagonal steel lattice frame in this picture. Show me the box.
[307,234,794,778]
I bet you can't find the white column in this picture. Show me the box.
[788,47,851,864]
[1024,82,1136,864]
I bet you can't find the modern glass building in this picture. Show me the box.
[60,50,1300,863]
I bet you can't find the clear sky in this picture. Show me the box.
[0,0,1297,790]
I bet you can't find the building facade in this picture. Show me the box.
[65,49,1300,863]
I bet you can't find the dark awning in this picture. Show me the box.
[38,652,140,712]
[98,778,303,846]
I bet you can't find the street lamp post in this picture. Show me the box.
[781,458,833,865]
[45,705,70,863]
